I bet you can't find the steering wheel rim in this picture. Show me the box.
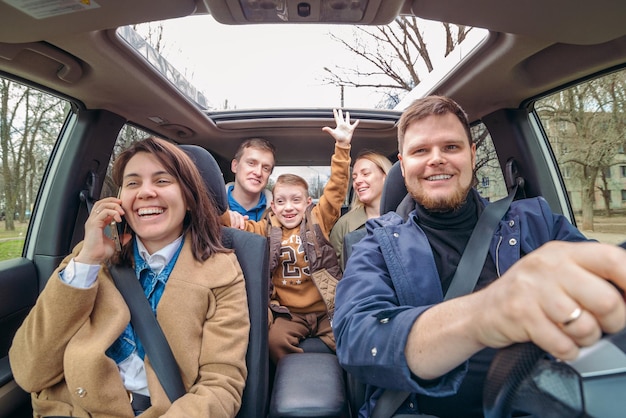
[483,329,626,418]
[483,342,545,418]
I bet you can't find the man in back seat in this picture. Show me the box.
[226,137,276,221]
[333,95,626,417]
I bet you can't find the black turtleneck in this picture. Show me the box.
[414,188,498,294]
[410,188,500,418]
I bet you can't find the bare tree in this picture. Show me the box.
[537,71,626,230]
[325,17,471,108]
[99,22,170,197]
[132,22,166,52]
[325,17,503,197]
[0,79,65,230]
[598,169,613,216]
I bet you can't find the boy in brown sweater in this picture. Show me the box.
[224,109,358,363]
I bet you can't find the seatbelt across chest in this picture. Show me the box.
[109,264,186,403]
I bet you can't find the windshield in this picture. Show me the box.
[119,15,486,111]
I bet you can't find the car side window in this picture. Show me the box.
[270,166,331,203]
[0,76,70,261]
[536,68,626,244]
[473,122,507,202]
[100,125,158,198]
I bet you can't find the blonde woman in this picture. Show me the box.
[330,151,392,270]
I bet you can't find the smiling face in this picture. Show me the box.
[352,158,386,209]
[120,152,187,254]
[398,113,476,212]
[231,146,275,197]
[270,184,312,229]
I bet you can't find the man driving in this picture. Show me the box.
[333,95,626,417]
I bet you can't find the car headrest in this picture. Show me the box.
[379,160,408,215]
[180,144,228,215]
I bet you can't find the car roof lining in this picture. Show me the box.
[0,0,624,166]
[2,0,624,46]
[409,0,626,46]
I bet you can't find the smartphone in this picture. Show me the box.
[106,188,124,252]
[109,219,122,252]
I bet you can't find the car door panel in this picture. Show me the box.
[0,259,38,418]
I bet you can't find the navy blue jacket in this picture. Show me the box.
[333,195,588,417]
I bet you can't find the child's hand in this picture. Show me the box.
[228,210,249,230]
[322,108,359,147]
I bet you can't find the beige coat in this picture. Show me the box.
[9,237,250,418]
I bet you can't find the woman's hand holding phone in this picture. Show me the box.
[75,195,126,265]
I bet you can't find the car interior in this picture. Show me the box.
[0,0,625,417]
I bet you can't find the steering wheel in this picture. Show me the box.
[483,328,626,418]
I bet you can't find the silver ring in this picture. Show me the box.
[562,307,582,326]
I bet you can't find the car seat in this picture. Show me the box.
[340,160,412,417]
[180,145,270,418]
[379,160,414,218]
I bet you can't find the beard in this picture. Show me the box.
[408,181,472,212]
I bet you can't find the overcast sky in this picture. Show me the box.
[137,15,486,112]
[151,15,387,110]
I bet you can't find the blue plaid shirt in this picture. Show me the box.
[106,237,184,364]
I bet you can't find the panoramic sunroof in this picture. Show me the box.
[119,14,486,111]
[119,16,388,110]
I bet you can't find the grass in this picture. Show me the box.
[0,222,28,261]
[0,239,25,260]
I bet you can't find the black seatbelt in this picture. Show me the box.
[444,184,518,301]
[109,265,186,403]
[371,184,519,418]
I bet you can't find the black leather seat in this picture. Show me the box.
[269,353,349,418]
[180,145,270,418]
[341,229,366,271]
[379,160,415,218]
[379,161,406,215]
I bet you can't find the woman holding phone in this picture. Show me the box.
[10,137,249,417]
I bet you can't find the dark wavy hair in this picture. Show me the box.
[111,137,228,265]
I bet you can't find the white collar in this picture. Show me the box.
[136,235,183,275]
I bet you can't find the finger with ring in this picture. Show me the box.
[562,307,582,326]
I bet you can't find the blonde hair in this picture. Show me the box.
[349,151,393,212]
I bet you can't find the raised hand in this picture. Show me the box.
[322,108,360,147]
